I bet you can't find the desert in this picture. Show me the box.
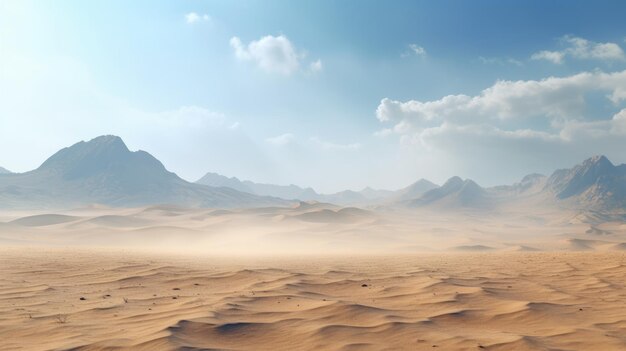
[1,190,626,350]
[1,136,626,350]
[1,249,625,350]
[4,1,626,350]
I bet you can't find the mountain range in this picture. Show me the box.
[0,167,10,174]
[1,135,625,212]
[0,136,285,209]
[198,155,626,211]
[196,172,437,205]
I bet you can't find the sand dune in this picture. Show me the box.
[292,208,373,224]
[451,244,495,252]
[1,204,626,349]
[1,249,625,350]
[502,245,541,252]
[11,214,82,227]
[1,204,626,253]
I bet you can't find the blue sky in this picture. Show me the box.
[2,0,626,192]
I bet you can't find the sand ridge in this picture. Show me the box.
[1,249,625,350]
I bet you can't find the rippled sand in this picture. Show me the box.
[1,249,625,350]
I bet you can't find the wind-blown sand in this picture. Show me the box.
[2,204,626,253]
[2,204,626,350]
[1,248,625,350]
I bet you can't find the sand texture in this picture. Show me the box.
[1,249,625,350]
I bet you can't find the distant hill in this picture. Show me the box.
[391,179,438,202]
[196,172,317,200]
[196,172,254,193]
[4,136,624,213]
[545,155,626,209]
[490,173,547,198]
[410,176,488,208]
[399,155,626,211]
[0,167,10,174]
[0,136,286,209]
[196,171,385,204]
[196,171,439,205]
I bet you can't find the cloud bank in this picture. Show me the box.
[376,69,626,182]
[532,36,624,64]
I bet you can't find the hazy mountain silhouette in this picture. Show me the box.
[196,172,317,200]
[399,155,626,210]
[545,155,626,209]
[2,137,625,212]
[196,155,626,211]
[197,171,395,204]
[492,173,547,197]
[391,179,438,202]
[0,136,285,209]
[244,182,318,200]
[0,167,10,174]
[196,172,254,193]
[197,171,441,205]
[410,176,488,208]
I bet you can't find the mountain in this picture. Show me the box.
[511,173,547,194]
[0,136,286,209]
[196,171,442,205]
[492,173,547,197]
[545,155,626,209]
[196,171,375,204]
[196,172,253,193]
[196,173,317,200]
[410,176,489,208]
[391,179,438,202]
[14,140,620,212]
[243,182,318,200]
[395,155,626,211]
[0,167,10,174]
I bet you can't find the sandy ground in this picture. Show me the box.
[1,248,625,350]
[1,204,625,254]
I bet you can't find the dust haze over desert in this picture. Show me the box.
[2,1,626,350]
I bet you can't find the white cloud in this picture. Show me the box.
[309,59,323,73]
[564,36,624,60]
[532,36,625,64]
[266,133,295,146]
[409,44,426,56]
[376,69,626,169]
[402,44,427,58]
[478,56,524,66]
[377,70,626,126]
[230,35,304,75]
[185,12,210,24]
[310,137,361,151]
[611,108,626,134]
[531,50,565,64]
